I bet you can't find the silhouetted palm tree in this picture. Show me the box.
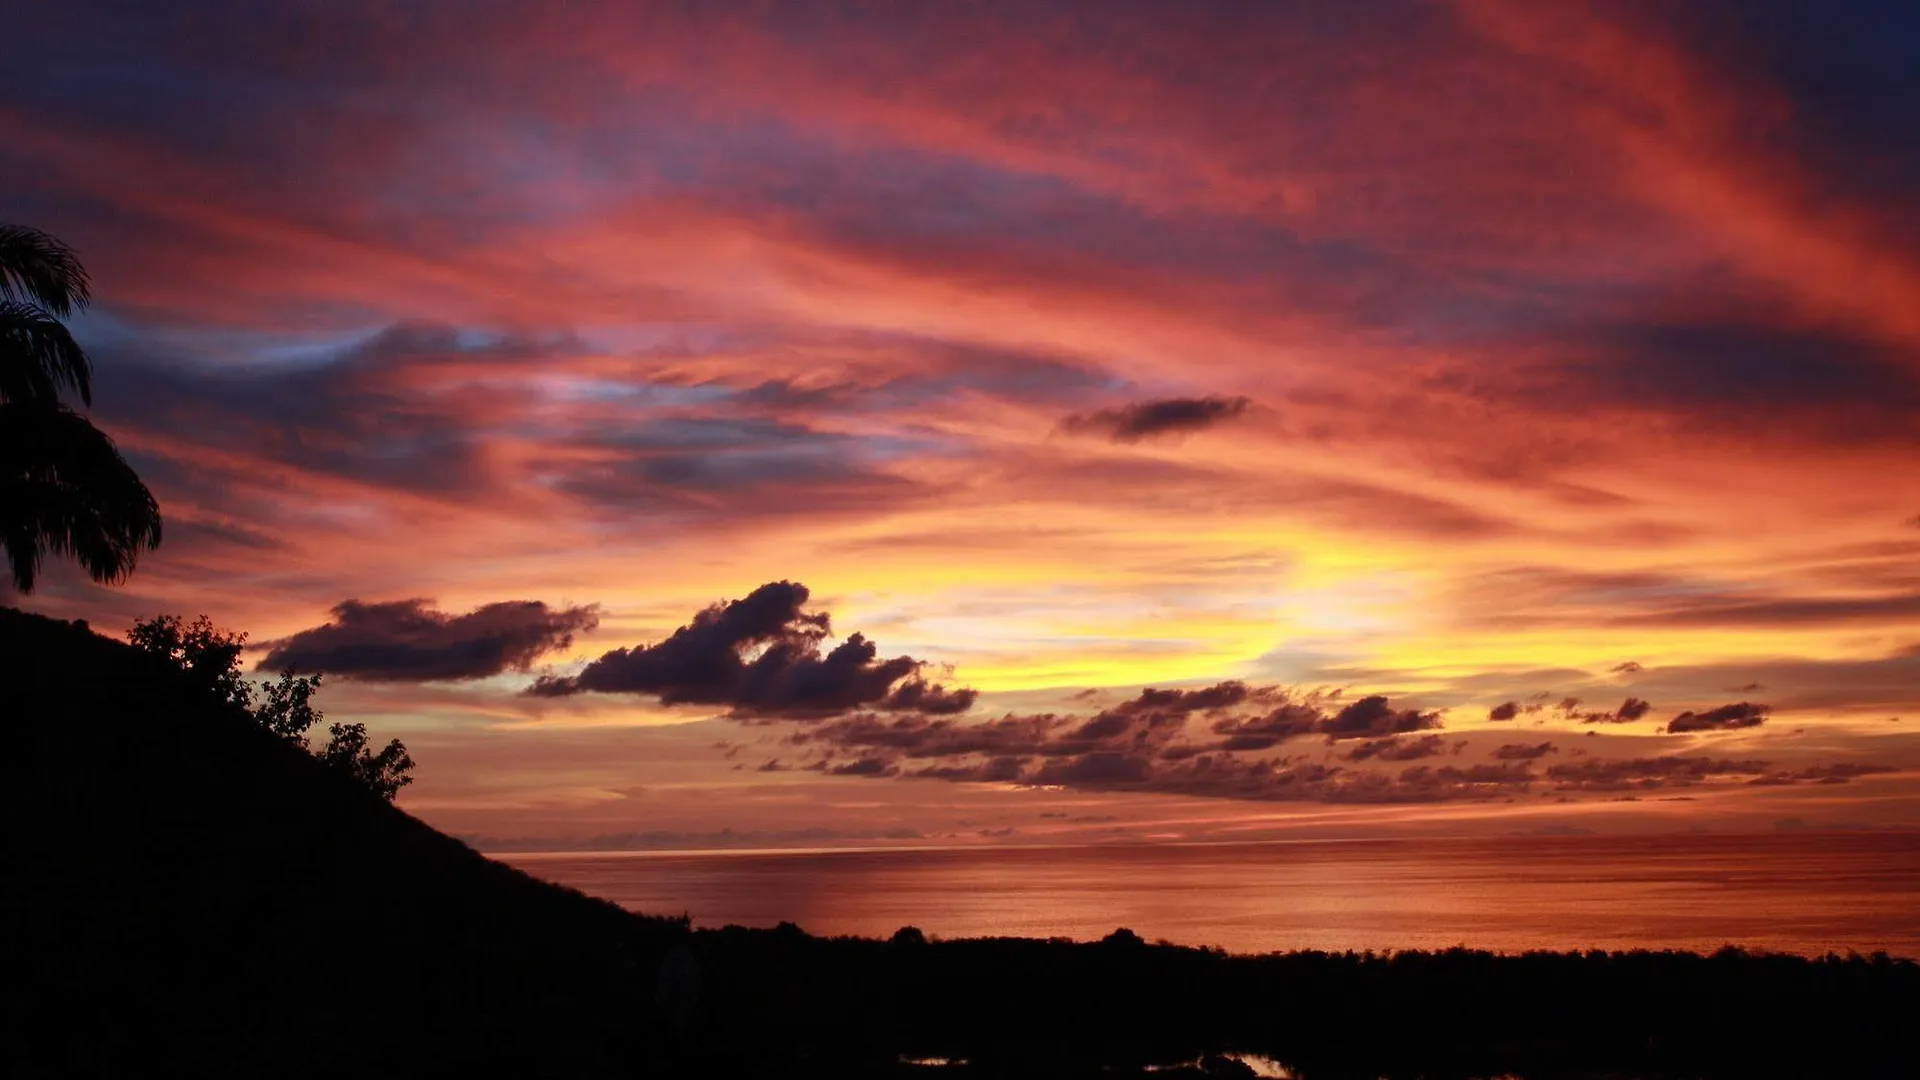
[1,224,160,592]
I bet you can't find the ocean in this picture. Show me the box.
[500,830,1920,956]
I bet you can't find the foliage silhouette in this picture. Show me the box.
[318,719,416,802]
[130,613,415,800]
[0,301,93,404]
[0,224,160,592]
[0,223,93,317]
[128,612,249,703]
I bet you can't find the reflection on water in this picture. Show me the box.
[502,831,1920,955]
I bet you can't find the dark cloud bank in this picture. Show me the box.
[1059,395,1252,442]
[528,581,975,717]
[260,599,599,681]
[1494,742,1559,761]
[1492,693,1754,730]
[1667,701,1770,733]
[784,678,1873,805]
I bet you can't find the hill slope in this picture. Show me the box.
[0,608,686,1078]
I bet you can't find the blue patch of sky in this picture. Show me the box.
[70,309,395,373]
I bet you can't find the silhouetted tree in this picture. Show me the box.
[319,720,416,802]
[254,662,326,745]
[130,613,414,801]
[1,223,161,592]
[128,614,249,706]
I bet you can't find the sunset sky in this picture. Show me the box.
[8,1,1918,849]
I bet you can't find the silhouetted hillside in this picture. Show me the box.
[0,608,687,1078]
[4,608,1915,1079]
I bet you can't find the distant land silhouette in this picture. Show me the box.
[4,606,1915,1078]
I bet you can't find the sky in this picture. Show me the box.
[7,0,1919,850]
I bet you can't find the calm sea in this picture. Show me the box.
[500,831,1920,957]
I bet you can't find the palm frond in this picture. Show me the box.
[0,300,94,405]
[1,403,162,592]
[0,224,92,318]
